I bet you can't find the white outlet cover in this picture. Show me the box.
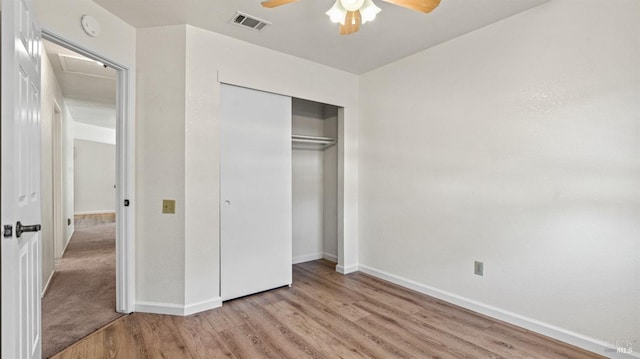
[81,15,101,37]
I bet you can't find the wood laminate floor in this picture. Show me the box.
[52,260,604,359]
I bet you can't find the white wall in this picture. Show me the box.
[136,25,187,308]
[73,139,116,214]
[292,151,324,263]
[67,99,117,130]
[359,0,640,353]
[292,99,326,136]
[74,121,116,145]
[41,47,58,292]
[323,113,338,261]
[35,0,135,69]
[41,46,76,291]
[292,99,326,263]
[72,122,116,215]
[133,24,359,312]
[40,48,73,289]
[62,108,75,252]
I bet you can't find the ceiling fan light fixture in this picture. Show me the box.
[326,0,348,24]
[340,0,365,11]
[265,0,441,35]
[360,0,381,23]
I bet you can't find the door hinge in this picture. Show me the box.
[124,199,130,207]
[3,225,13,238]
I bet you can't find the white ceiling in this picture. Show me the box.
[43,40,117,129]
[94,0,548,74]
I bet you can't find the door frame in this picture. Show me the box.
[41,29,136,313]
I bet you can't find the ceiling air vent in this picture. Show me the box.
[230,11,271,32]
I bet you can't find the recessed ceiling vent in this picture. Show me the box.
[230,11,271,32]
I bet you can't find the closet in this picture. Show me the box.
[292,98,339,265]
[220,85,339,301]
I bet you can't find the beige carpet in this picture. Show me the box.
[42,222,124,358]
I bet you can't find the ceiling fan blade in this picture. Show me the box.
[261,0,298,8]
[383,0,441,13]
[339,10,361,35]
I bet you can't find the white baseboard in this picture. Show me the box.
[184,297,223,316]
[336,263,359,274]
[60,229,74,257]
[292,252,338,264]
[42,271,55,298]
[358,264,638,359]
[74,210,116,215]
[135,301,184,316]
[135,297,222,317]
[323,252,338,263]
[293,253,324,264]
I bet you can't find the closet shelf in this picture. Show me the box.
[292,135,336,150]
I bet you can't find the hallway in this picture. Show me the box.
[42,218,122,358]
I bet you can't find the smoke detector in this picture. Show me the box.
[230,12,271,32]
[81,15,101,37]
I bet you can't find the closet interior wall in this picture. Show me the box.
[292,98,339,264]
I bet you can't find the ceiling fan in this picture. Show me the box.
[261,0,441,35]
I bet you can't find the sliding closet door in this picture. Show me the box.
[220,84,292,301]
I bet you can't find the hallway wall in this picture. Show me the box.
[73,139,116,214]
[41,45,75,293]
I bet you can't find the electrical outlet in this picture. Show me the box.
[474,261,484,276]
[162,199,176,214]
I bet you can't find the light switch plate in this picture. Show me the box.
[162,199,176,214]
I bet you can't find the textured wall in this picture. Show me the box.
[73,139,116,214]
[359,0,640,349]
[132,25,359,310]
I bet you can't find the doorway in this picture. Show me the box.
[39,31,134,357]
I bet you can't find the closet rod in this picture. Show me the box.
[292,135,336,150]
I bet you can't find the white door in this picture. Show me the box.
[1,0,43,358]
[220,84,292,301]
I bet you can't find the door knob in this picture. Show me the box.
[224,200,231,207]
[16,221,41,238]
